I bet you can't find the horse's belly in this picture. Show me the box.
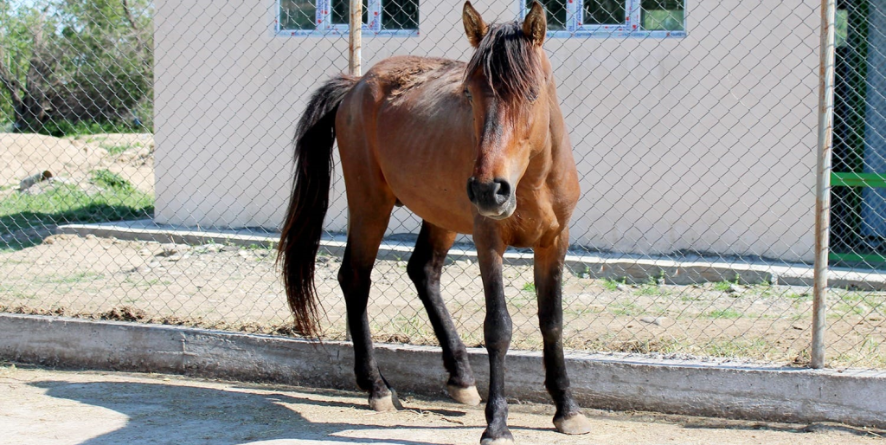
[385,170,476,235]
[371,74,477,234]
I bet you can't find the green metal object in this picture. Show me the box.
[828,251,886,263]
[831,172,886,188]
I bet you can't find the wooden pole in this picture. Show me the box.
[812,0,837,369]
[349,0,362,76]
[345,0,363,343]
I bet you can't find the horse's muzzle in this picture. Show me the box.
[467,177,516,219]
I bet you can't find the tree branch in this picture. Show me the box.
[122,0,148,57]
[0,32,24,105]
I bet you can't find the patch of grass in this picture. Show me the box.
[705,308,742,319]
[635,276,669,297]
[0,183,153,235]
[91,169,134,191]
[700,337,772,358]
[246,242,275,251]
[37,271,104,284]
[565,306,603,317]
[712,274,741,292]
[679,293,700,302]
[124,276,163,288]
[610,301,642,317]
[102,143,134,155]
[391,314,432,342]
[601,278,624,291]
[750,282,775,298]
[837,293,885,314]
[521,282,535,292]
[571,264,591,279]
[713,281,733,292]
[0,290,37,301]
[831,302,868,317]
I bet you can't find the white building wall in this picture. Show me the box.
[154,0,820,262]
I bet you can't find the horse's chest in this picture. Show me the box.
[505,200,561,248]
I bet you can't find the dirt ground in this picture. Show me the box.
[0,133,154,195]
[1,233,885,368]
[0,363,881,445]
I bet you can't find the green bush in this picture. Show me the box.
[34,119,145,137]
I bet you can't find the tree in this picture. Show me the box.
[0,2,56,131]
[0,0,153,133]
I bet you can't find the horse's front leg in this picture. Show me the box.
[475,223,513,445]
[407,220,480,405]
[534,228,591,435]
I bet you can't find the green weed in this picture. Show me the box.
[91,169,134,191]
[705,308,742,319]
[102,144,134,155]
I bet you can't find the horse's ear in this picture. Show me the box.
[463,1,487,48]
[523,1,547,46]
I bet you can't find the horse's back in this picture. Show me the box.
[335,56,477,234]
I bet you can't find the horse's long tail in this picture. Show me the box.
[278,75,358,338]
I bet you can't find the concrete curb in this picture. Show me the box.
[54,220,886,289]
[1,314,884,428]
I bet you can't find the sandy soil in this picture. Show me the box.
[0,363,881,445]
[1,133,154,195]
[1,234,885,367]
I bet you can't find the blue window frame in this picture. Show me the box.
[277,0,419,37]
[522,0,687,38]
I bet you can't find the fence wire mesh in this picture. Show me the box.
[1,0,885,370]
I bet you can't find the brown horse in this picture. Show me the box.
[278,2,589,443]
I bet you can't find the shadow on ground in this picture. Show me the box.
[31,380,465,445]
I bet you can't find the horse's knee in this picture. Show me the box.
[338,263,371,295]
[484,313,513,352]
[539,320,563,343]
[406,255,429,287]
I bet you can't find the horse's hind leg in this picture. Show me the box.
[407,221,480,406]
[337,189,399,411]
[534,228,591,435]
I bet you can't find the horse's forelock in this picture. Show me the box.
[465,21,543,107]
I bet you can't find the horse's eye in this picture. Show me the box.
[463,89,472,100]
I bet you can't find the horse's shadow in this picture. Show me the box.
[30,380,469,445]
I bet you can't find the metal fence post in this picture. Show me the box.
[812,0,837,370]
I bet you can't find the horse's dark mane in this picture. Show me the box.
[465,21,542,106]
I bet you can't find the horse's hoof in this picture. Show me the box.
[479,438,515,445]
[554,412,592,435]
[368,393,398,412]
[447,384,481,406]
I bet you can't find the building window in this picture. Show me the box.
[524,0,686,38]
[278,0,418,36]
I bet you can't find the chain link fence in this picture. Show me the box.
[1,0,885,370]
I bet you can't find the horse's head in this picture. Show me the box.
[462,1,552,220]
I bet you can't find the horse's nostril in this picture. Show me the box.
[468,177,512,210]
[495,179,510,197]
[466,177,478,203]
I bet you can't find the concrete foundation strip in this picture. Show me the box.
[55,221,886,290]
[1,314,884,428]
